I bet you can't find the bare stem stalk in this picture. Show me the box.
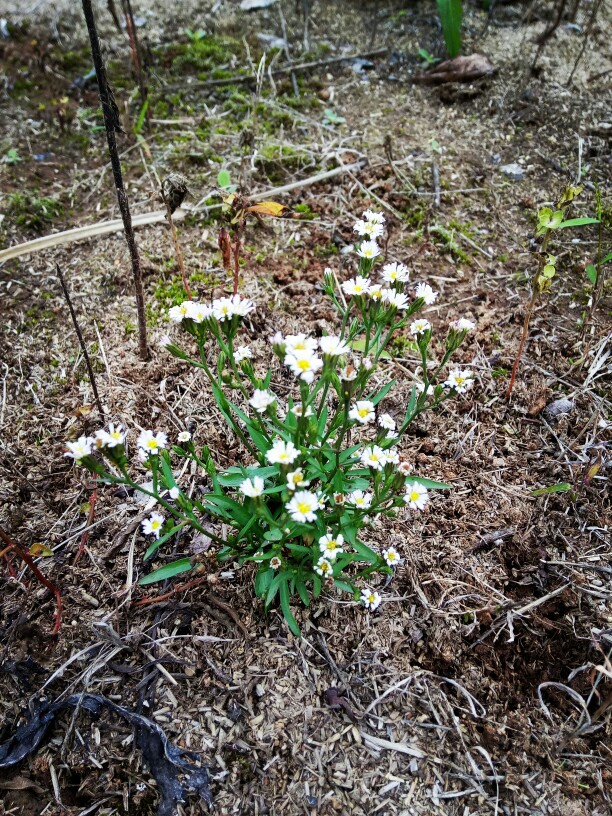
[82,0,149,361]
[56,263,105,415]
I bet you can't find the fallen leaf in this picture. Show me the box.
[416,53,496,84]
[28,543,53,557]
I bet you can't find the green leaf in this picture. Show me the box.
[352,539,379,565]
[218,465,277,487]
[436,0,462,58]
[601,251,612,265]
[158,453,177,490]
[139,558,192,586]
[557,217,599,229]
[217,169,232,189]
[295,577,311,607]
[333,579,356,594]
[266,573,283,606]
[585,264,598,285]
[312,573,322,598]
[409,477,451,490]
[143,523,183,561]
[279,578,301,636]
[531,482,572,496]
[134,98,149,135]
[368,379,396,407]
[255,568,274,597]
[323,108,345,125]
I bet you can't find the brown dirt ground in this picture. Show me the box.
[0,1,611,815]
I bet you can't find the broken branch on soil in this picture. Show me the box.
[0,526,62,636]
[56,264,104,416]
[0,161,365,263]
[159,48,388,93]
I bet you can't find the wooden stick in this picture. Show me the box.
[56,264,105,415]
[82,0,149,361]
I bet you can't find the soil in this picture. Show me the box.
[0,1,611,815]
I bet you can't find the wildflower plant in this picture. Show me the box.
[66,210,477,635]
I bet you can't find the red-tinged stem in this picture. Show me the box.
[505,291,537,401]
[0,526,63,636]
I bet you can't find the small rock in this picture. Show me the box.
[257,33,286,50]
[500,163,525,180]
[240,0,278,10]
[544,398,574,418]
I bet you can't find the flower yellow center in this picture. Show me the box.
[151,520,161,530]
[297,359,311,371]
[147,440,158,449]
[297,502,311,514]
[358,408,369,417]
[410,491,419,502]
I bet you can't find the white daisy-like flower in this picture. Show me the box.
[270,556,282,570]
[415,283,438,305]
[64,435,94,461]
[95,423,125,449]
[367,283,384,301]
[142,512,164,539]
[287,469,309,491]
[410,318,431,336]
[361,445,387,471]
[169,486,180,500]
[240,476,265,497]
[249,389,277,413]
[212,294,254,322]
[386,431,399,440]
[333,492,345,505]
[159,334,172,348]
[234,345,252,363]
[319,533,345,561]
[398,461,412,476]
[284,333,318,354]
[357,240,381,260]
[319,335,351,357]
[378,413,395,431]
[381,262,409,284]
[362,357,373,371]
[383,546,403,567]
[450,318,476,332]
[137,430,168,455]
[285,350,323,384]
[341,275,371,297]
[177,431,192,443]
[361,588,381,611]
[348,400,375,425]
[230,295,255,317]
[286,490,319,523]
[266,438,299,465]
[353,219,384,240]
[384,447,400,464]
[347,489,373,509]
[186,301,213,323]
[444,369,474,394]
[168,301,194,322]
[382,289,410,310]
[404,482,429,510]
[363,209,385,224]
[291,403,314,418]
[415,381,434,396]
[315,557,334,577]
